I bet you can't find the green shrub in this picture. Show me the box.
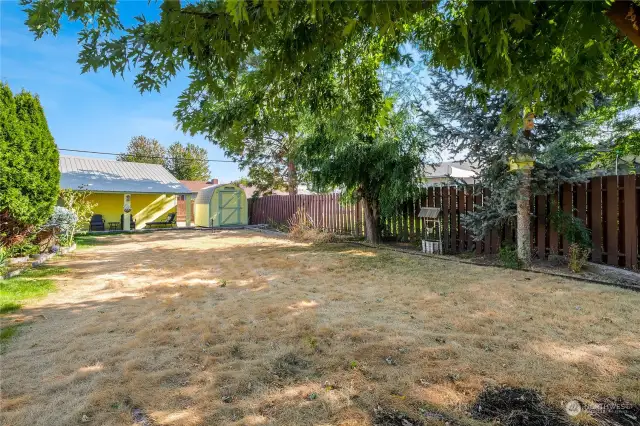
[550,207,592,272]
[7,240,39,257]
[499,244,522,269]
[550,208,591,248]
[0,83,60,249]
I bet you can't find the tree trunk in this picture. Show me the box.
[363,197,381,244]
[287,159,297,196]
[516,168,532,268]
[607,1,640,48]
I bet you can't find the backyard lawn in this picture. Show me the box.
[1,230,639,426]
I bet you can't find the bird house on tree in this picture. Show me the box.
[418,207,442,254]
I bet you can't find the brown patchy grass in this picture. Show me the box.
[0,230,639,426]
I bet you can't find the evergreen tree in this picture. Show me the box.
[0,83,60,248]
[421,72,598,262]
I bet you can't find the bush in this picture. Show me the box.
[550,208,591,272]
[7,239,39,257]
[287,208,335,243]
[0,83,60,249]
[0,246,7,274]
[568,243,591,273]
[499,244,522,269]
[58,188,95,241]
[44,206,78,247]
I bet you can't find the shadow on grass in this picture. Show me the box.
[2,230,639,426]
[0,265,68,314]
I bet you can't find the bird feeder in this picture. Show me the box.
[508,155,534,171]
[418,207,442,254]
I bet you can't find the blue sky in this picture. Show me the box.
[0,1,242,182]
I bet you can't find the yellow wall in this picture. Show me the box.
[84,193,177,230]
[195,202,210,227]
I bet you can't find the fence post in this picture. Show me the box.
[536,195,547,259]
[605,176,619,266]
[623,175,638,269]
[590,178,603,262]
[450,187,458,252]
[561,183,573,255]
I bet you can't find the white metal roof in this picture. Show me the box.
[59,155,192,194]
[424,161,477,178]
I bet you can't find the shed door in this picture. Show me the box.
[218,189,241,226]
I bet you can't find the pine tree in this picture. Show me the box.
[421,72,596,263]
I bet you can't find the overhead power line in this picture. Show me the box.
[58,148,235,163]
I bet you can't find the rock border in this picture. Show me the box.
[0,243,76,280]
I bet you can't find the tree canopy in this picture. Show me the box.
[0,83,60,247]
[117,135,166,165]
[22,0,640,131]
[21,0,640,245]
[117,136,210,180]
[166,142,210,181]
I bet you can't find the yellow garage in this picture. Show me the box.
[194,184,248,227]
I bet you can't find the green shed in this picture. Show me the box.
[194,184,248,227]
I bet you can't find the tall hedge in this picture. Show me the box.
[0,83,59,247]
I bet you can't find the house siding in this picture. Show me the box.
[83,193,177,230]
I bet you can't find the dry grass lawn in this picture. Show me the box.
[1,230,639,426]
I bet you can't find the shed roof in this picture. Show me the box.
[195,184,244,204]
[180,180,218,193]
[59,155,191,194]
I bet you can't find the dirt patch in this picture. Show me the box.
[471,387,571,425]
[373,406,424,426]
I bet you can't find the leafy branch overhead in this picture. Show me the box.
[21,0,640,133]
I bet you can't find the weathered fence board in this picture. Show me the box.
[248,175,639,269]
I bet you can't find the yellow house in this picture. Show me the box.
[59,155,193,230]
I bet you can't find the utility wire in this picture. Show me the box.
[58,148,235,163]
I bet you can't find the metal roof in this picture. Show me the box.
[59,155,192,194]
[418,207,442,219]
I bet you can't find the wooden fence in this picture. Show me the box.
[248,175,640,269]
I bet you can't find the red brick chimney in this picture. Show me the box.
[208,178,219,184]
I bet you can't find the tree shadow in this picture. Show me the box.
[1,230,638,426]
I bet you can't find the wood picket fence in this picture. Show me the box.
[248,175,640,269]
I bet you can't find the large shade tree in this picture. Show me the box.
[22,0,640,247]
[177,57,302,195]
[117,135,166,165]
[22,0,640,123]
[165,142,210,181]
